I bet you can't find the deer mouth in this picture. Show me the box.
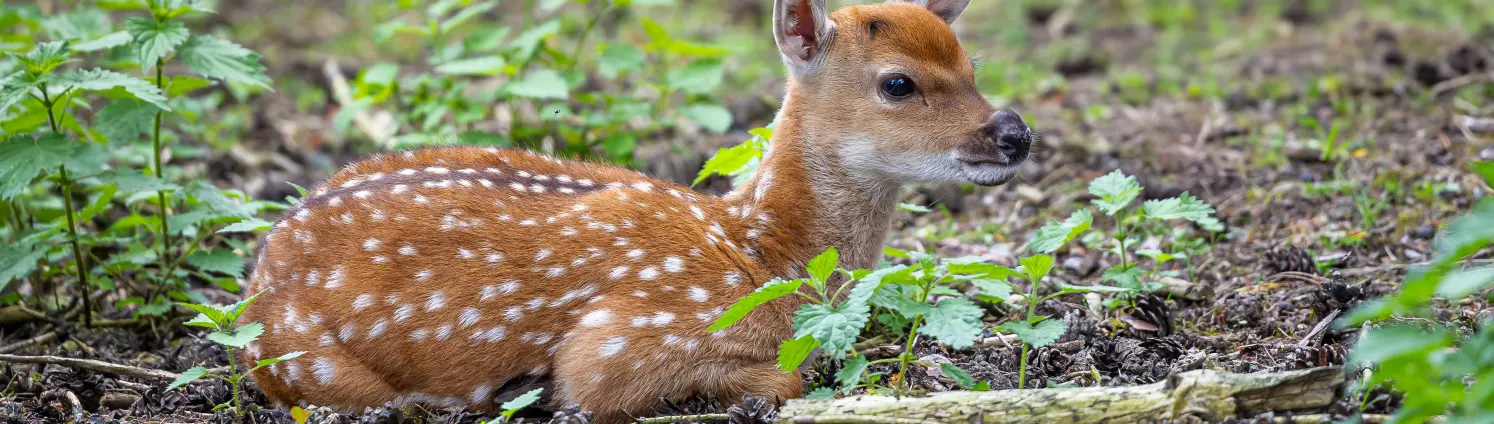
[957,159,1019,186]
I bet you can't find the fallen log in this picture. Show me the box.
[776,367,1343,424]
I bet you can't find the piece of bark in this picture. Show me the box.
[777,367,1344,423]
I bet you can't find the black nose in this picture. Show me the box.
[985,109,1031,160]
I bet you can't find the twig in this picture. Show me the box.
[774,415,930,424]
[0,354,180,381]
[1456,115,1494,135]
[1297,309,1340,347]
[43,389,87,423]
[1430,72,1494,99]
[1266,271,1326,286]
[0,332,57,354]
[1272,414,1392,423]
[634,413,731,423]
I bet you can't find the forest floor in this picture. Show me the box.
[3,0,1493,423]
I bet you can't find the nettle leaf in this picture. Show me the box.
[667,59,723,94]
[1058,283,1135,294]
[183,313,217,328]
[178,303,229,328]
[1347,324,1453,366]
[694,141,761,186]
[95,100,160,144]
[972,279,1014,300]
[0,71,41,114]
[940,363,978,389]
[505,20,561,62]
[186,248,245,277]
[709,278,803,332]
[166,366,207,391]
[501,388,544,416]
[946,262,1026,282]
[597,43,644,79]
[176,34,271,88]
[898,202,933,213]
[72,31,133,52]
[54,68,170,110]
[434,56,506,76]
[1142,192,1215,222]
[1000,318,1067,348]
[101,170,181,194]
[1437,266,1494,300]
[0,244,46,292]
[1019,254,1056,282]
[126,17,188,71]
[1027,208,1093,253]
[12,41,75,75]
[805,387,836,400]
[835,355,869,393]
[777,335,819,372]
[206,321,264,348]
[792,302,868,356]
[1089,170,1141,215]
[218,217,272,234]
[681,103,732,134]
[0,134,74,201]
[918,297,984,349]
[506,69,569,99]
[807,247,839,286]
[1101,266,1143,289]
[254,351,305,369]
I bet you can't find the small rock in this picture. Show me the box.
[1412,223,1436,240]
[99,393,140,410]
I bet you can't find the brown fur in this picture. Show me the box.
[240,1,1015,423]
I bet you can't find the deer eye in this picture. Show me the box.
[880,76,916,99]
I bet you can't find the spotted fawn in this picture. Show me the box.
[239,0,1033,422]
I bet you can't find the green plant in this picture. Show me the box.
[1027,170,1222,297]
[0,1,277,322]
[1338,163,1494,423]
[480,387,544,423]
[169,291,304,416]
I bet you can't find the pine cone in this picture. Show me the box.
[727,396,775,424]
[1266,246,1317,275]
[550,405,593,424]
[1122,294,1173,337]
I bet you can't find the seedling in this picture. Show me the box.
[169,291,304,416]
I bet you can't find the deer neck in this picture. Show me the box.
[726,84,901,279]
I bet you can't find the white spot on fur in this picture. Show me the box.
[363,238,380,251]
[313,358,336,385]
[352,294,374,311]
[399,245,418,256]
[638,267,660,280]
[724,272,742,287]
[414,269,432,282]
[409,328,429,341]
[425,290,446,311]
[535,248,552,261]
[505,306,524,322]
[580,309,612,327]
[663,256,684,273]
[599,336,628,357]
[368,319,388,339]
[633,290,649,298]
[688,286,710,302]
[394,304,414,322]
[459,307,481,328]
[435,324,453,341]
[609,266,630,280]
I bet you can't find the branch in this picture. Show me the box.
[0,354,181,381]
[776,367,1345,423]
[635,413,730,423]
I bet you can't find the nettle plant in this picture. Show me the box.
[1027,170,1222,303]
[169,292,303,416]
[1337,165,1494,423]
[0,1,275,320]
[345,0,734,164]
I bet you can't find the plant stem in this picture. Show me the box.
[565,4,608,73]
[228,349,242,416]
[1018,270,1042,388]
[41,83,92,327]
[894,315,922,391]
[151,59,172,303]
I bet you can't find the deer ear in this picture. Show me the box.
[773,0,834,79]
[888,0,971,24]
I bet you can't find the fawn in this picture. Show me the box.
[239,0,1032,422]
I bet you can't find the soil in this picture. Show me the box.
[3,1,1493,423]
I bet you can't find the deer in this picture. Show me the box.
[237,0,1033,422]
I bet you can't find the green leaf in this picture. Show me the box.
[777,335,819,372]
[72,31,133,52]
[218,217,272,234]
[54,68,170,110]
[1346,324,1452,365]
[167,76,215,97]
[805,387,836,400]
[0,244,45,292]
[101,169,181,194]
[183,313,217,328]
[807,247,839,286]
[1142,192,1215,222]
[434,56,506,76]
[0,72,41,115]
[709,278,803,332]
[505,20,561,62]
[0,134,74,201]
[206,322,263,348]
[1027,208,1093,253]
[1437,266,1494,300]
[597,43,644,79]
[166,366,207,391]
[918,298,984,349]
[1089,170,1141,215]
[897,202,933,213]
[186,248,245,277]
[10,41,75,75]
[224,291,265,323]
[501,387,544,416]
[94,100,160,144]
[1101,266,1144,289]
[972,279,1014,300]
[439,0,498,33]
[506,69,569,99]
[640,17,670,43]
[793,302,867,356]
[693,141,762,186]
[667,59,723,94]
[940,363,978,389]
[999,318,1067,348]
[1058,283,1135,294]
[176,34,271,88]
[946,262,1027,282]
[254,351,305,369]
[835,355,869,393]
[1019,254,1056,282]
[681,103,732,134]
[179,302,229,328]
[1475,161,1494,188]
[125,17,188,71]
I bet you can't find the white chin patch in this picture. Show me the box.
[959,162,1019,186]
